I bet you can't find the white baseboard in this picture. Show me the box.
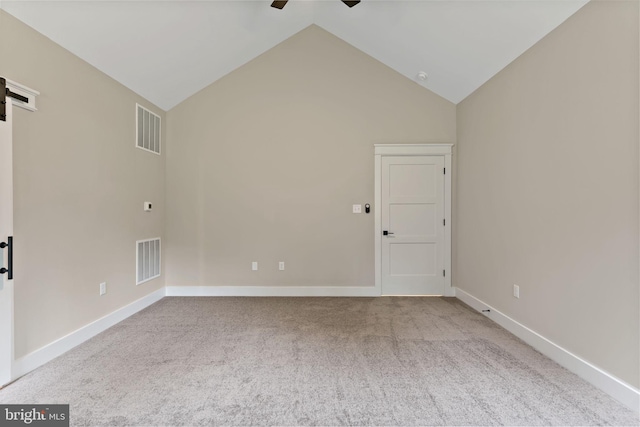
[455,287,640,413]
[165,285,380,297]
[12,288,166,380]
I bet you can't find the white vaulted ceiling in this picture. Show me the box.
[0,0,589,110]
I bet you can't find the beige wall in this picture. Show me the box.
[166,25,456,288]
[456,0,639,388]
[0,10,165,358]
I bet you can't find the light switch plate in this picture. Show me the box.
[252,262,258,271]
[352,204,362,214]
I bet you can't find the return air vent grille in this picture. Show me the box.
[136,238,161,285]
[136,104,161,155]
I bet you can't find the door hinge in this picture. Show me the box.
[443,219,445,226]
[443,167,446,175]
[443,269,446,277]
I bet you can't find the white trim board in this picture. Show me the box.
[455,287,640,412]
[374,144,453,156]
[5,78,39,112]
[165,286,379,297]
[12,288,165,380]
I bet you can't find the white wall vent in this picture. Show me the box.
[136,238,161,285]
[136,104,161,155]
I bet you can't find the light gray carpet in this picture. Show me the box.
[0,297,638,426]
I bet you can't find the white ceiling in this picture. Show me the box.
[1,0,589,111]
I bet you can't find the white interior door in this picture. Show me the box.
[0,98,14,385]
[381,155,445,295]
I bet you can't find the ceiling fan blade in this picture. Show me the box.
[341,0,360,7]
[271,0,288,9]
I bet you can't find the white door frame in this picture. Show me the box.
[0,78,39,386]
[374,144,454,297]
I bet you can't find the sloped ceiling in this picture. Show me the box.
[0,0,588,111]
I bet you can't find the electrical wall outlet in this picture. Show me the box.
[252,262,258,271]
[279,262,285,271]
[352,204,362,214]
[513,284,520,298]
[100,282,107,296]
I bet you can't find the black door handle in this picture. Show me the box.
[383,231,394,236]
[0,236,13,280]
